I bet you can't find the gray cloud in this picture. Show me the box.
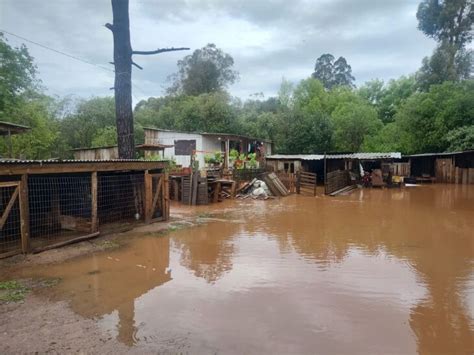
[1,0,437,102]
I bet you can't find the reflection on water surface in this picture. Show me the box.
[15,185,474,353]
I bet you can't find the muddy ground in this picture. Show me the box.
[0,206,208,354]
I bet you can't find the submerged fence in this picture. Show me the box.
[0,170,169,258]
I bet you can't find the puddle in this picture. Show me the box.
[5,185,474,353]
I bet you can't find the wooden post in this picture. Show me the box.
[91,172,98,232]
[163,172,170,220]
[296,171,301,194]
[19,174,30,253]
[213,182,221,203]
[7,129,12,158]
[144,170,152,222]
[324,152,327,194]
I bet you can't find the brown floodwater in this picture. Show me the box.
[10,185,474,353]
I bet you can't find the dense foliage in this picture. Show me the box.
[0,1,472,159]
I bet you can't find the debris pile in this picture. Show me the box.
[237,173,288,200]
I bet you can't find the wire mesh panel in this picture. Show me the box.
[0,182,21,256]
[98,172,145,225]
[28,174,92,250]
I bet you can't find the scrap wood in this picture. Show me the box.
[329,185,357,196]
[237,178,257,194]
[265,173,289,196]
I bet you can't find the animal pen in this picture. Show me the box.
[0,160,169,258]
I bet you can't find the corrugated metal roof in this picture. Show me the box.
[405,150,474,158]
[142,127,272,143]
[266,154,325,160]
[266,152,401,160]
[0,159,168,165]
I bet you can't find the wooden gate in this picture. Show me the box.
[0,180,28,257]
[145,172,169,222]
[296,171,317,196]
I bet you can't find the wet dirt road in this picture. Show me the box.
[4,185,474,353]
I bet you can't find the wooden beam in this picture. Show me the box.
[151,175,163,217]
[32,232,100,253]
[0,186,19,230]
[91,172,98,232]
[163,172,170,220]
[144,170,152,223]
[0,161,168,175]
[19,174,30,253]
[0,181,20,188]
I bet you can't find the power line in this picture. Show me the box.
[0,29,114,73]
[1,28,154,99]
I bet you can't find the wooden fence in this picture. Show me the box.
[296,171,317,196]
[325,170,350,195]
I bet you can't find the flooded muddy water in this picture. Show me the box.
[11,185,474,353]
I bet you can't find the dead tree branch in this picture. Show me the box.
[132,61,143,70]
[132,47,190,55]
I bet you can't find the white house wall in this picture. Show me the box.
[153,131,203,167]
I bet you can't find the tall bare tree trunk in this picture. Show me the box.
[107,1,188,159]
[111,0,134,159]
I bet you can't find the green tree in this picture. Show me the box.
[359,76,418,123]
[0,33,38,118]
[394,80,474,153]
[312,54,355,89]
[0,94,62,159]
[329,88,382,152]
[60,96,115,149]
[416,43,472,90]
[446,125,474,151]
[167,44,238,96]
[417,0,473,47]
[416,0,473,89]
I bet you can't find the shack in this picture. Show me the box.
[0,159,169,258]
[72,143,174,160]
[266,152,402,181]
[143,127,272,169]
[407,150,474,184]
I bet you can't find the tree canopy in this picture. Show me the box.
[312,53,355,90]
[167,43,238,96]
[1,4,473,161]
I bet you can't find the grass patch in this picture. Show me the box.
[94,240,121,249]
[0,280,29,303]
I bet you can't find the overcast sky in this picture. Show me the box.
[1,0,437,102]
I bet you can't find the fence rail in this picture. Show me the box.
[296,171,317,196]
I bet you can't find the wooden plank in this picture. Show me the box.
[0,249,23,259]
[0,186,19,230]
[144,170,152,222]
[91,171,98,232]
[230,181,236,199]
[32,232,100,253]
[19,174,30,253]
[151,175,163,216]
[469,169,474,185]
[191,171,199,205]
[163,172,170,220]
[462,168,468,185]
[0,181,20,188]
[0,161,168,175]
[213,182,221,203]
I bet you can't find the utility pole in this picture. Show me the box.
[106,0,189,159]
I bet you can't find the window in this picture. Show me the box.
[174,140,196,156]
